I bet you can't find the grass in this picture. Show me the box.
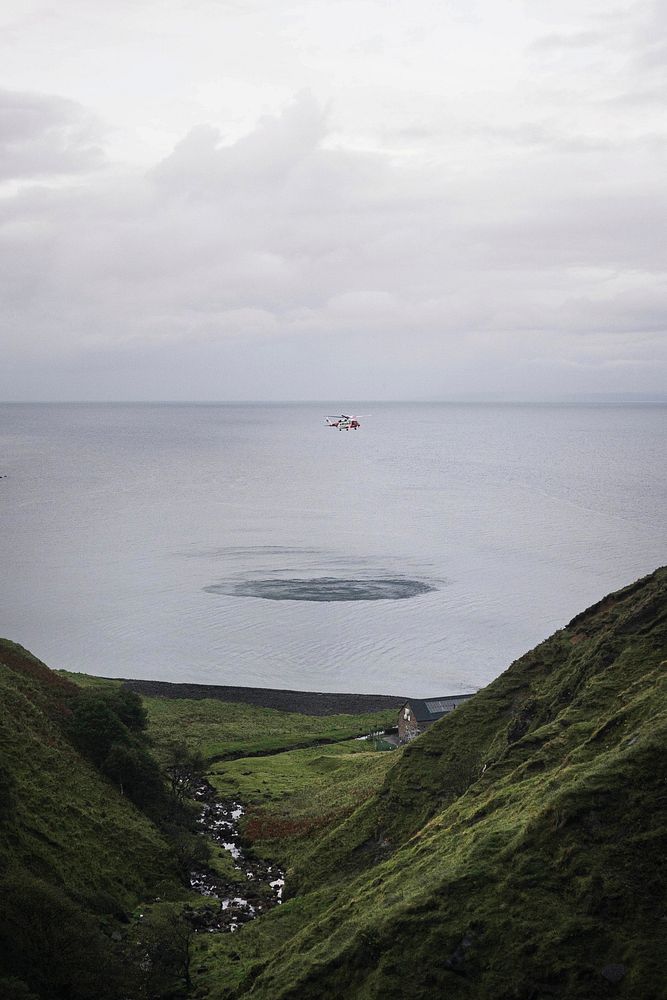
[9,568,666,999]
[55,670,122,691]
[3,646,400,998]
[58,668,401,895]
[191,566,667,1000]
[60,672,398,762]
[209,739,398,869]
[1,645,177,909]
[143,697,397,761]
[0,641,189,998]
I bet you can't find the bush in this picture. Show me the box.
[66,692,128,768]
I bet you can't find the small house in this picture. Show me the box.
[398,694,475,744]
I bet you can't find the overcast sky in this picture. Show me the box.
[1,0,665,401]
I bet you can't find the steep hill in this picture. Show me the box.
[0,641,180,999]
[199,567,667,999]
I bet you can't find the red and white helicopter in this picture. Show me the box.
[325,414,367,430]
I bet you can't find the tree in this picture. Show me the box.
[161,820,211,880]
[131,904,195,998]
[103,742,164,809]
[66,689,168,818]
[165,741,206,802]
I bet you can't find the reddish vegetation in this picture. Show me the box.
[1,643,77,695]
[244,806,354,842]
[0,642,77,721]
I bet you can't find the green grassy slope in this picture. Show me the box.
[0,641,181,998]
[197,568,667,999]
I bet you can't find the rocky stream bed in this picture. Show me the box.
[186,778,284,934]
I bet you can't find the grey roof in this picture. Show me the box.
[403,693,475,723]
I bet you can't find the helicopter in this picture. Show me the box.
[325,414,367,430]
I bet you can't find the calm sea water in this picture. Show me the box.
[0,402,664,696]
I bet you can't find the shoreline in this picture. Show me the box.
[119,677,407,717]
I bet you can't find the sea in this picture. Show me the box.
[0,402,664,697]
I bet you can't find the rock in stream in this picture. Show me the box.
[187,778,285,933]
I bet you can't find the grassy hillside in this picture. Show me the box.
[4,568,664,999]
[1,652,400,999]
[0,641,183,999]
[195,567,667,999]
[58,674,401,885]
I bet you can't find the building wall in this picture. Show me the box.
[398,704,420,743]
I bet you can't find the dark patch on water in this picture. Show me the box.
[204,577,437,602]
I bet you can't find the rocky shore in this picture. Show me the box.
[120,678,405,717]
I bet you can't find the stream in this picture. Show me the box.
[186,778,285,933]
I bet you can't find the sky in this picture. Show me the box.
[1,0,665,401]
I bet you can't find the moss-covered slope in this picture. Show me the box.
[200,567,667,999]
[0,640,179,998]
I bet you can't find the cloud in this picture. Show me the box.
[151,93,328,196]
[0,87,104,181]
[0,85,665,400]
[529,30,607,53]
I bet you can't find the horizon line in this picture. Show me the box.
[1,394,666,406]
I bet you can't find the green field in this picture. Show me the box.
[210,739,398,868]
[60,672,398,761]
[143,697,397,760]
